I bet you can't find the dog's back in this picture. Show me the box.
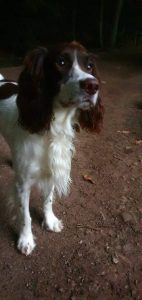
[0,76,19,143]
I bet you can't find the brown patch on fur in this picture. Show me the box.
[0,83,18,100]
[78,97,104,133]
[58,41,86,52]
[16,47,54,133]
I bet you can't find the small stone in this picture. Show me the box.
[105,244,110,251]
[124,146,133,154]
[121,212,133,223]
[112,256,119,264]
[100,271,105,276]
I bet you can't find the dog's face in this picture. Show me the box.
[44,41,100,111]
[17,41,104,133]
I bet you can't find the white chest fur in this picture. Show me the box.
[0,96,76,197]
[13,107,76,197]
[48,107,76,196]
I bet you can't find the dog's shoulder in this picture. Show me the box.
[0,74,18,100]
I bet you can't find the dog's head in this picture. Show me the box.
[17,41,104,133]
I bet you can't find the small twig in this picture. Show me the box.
[76,224,119,231]
[76,224,99,231]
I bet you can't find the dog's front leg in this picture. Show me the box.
[42,184,63,232]
[16,182,35,255]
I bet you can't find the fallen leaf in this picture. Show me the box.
[83,174,95,184]
[135,140,142,145]
[117,130,130,134]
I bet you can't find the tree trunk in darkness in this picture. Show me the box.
[110,0,123,47]
[99,0,104,48]
[71,1,78,40]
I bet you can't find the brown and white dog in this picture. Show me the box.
[0,41,104,255]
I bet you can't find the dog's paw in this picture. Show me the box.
[17,233,36,256]
[43,214,63,232]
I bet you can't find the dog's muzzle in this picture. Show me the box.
[79,78,99,95]
[78,78,99,110]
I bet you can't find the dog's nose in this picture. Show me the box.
[79,78,99,95]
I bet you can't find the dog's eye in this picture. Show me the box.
[56,56,66,67]
[87,62,94,71]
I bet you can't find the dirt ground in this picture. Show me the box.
[0,47,142,300]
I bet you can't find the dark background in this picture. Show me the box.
[0,0,142,54]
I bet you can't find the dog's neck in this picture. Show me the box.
[50,106,76,138]
[44,106,76,197]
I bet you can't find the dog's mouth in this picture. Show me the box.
[57,87,99,110]
[78,99,95,110]
[59,96,97,110]
[79,90,99,110]
[59,97,93,109]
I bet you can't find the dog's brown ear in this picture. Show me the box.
[17,47,53,133]
[24,47,48,79]
[78,96,104,133]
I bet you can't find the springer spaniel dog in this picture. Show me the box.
[0,41,104,255]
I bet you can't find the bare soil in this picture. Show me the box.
[0,47,142,300]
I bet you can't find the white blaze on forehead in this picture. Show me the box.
[70,51,95,81]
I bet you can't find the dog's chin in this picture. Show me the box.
[78,100,96,111]
[78,91,99,111]
[58,94,98,110]
[59,100,93,110]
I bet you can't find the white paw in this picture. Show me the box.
[43,213,63,232]
[17,233,36,256]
